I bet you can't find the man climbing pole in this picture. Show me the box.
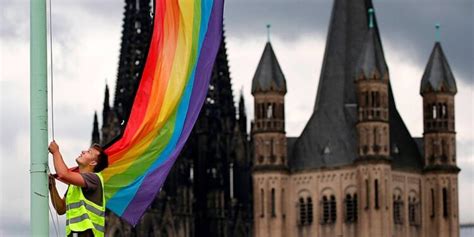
[48,141,109,237]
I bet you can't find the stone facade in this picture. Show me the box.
[252,164,459,237]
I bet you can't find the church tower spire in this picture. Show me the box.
[353,8,392,237]
[113,0,153,124]
[251,26,288,237]
[91,111,100,145]
[421,24,459,237]
[102,83,111,127]
[421,25,458,168]
[251,38,287,165]
[355,8,390,160]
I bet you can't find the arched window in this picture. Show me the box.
[393,195,403,224]
[365,179,369,209]
[345,194,352,222]
[364,92,369,108]
[267,104,273,119]
[375,91,380,107]
[443,188,449,218]
[281,189,286,217]
[307,197,313,224]
[321,192,337,225]
[260,189,264,217]
[442,103,447,118]
[345,194,358,223]
[271,188,276,217]
[375,179,379,209]
[371,91,376,107]
[431,188,435,218]
[299,197,307,225]
[437,103,442,120]
[322,196,329,224]
[408,196,419,226]
[298,196,313,226]
[330,195,337,223]
[353,194,358,221]
[432,104,437,119]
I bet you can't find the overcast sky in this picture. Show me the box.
[1,0,473,236]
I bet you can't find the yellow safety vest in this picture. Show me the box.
[65,172,105,237]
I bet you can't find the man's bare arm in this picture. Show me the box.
[49,141,86,187]
[48,175,66,215]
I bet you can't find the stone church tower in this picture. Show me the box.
[249,0,460,237]
[92,1,253,236]
[354,9,392,237]
[420,37,459,237]
[251,40,288,237]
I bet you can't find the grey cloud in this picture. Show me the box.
[0,81,28,155]
[224,0,473,85]
[0,0,29,41]
[72,0,123,24]
[374,0,473,85]
[224,1,331,41]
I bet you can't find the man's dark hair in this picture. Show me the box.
[92,144,109,173]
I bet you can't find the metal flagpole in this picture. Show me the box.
[30,0,49,235]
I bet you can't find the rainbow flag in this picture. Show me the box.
[102,0,224,226]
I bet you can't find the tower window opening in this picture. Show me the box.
[443,188,448,218]
[299,197,307,225]
[260,189,264,218]
[345,194,358,223]
[282,189,286,217]
[307,197,313,224]
[393,195,403,224]
[330,195,337,223]
[271,188,276,217]
[408,197,419,226]
[365,179,369,209]
[322,196,329,224]
[375,179,379,209]
[442,104,447,118]
[431,188,435,218]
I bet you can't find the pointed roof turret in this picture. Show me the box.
[251,28,287,95]
[238,90,246,118]
[356,8,388,80]
[91,111,100,145]
[238,91,247,133]
[102,84,111,126]
[420,25,457,95]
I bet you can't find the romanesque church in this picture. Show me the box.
[92,0,460,236]
[251,0,459,235]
